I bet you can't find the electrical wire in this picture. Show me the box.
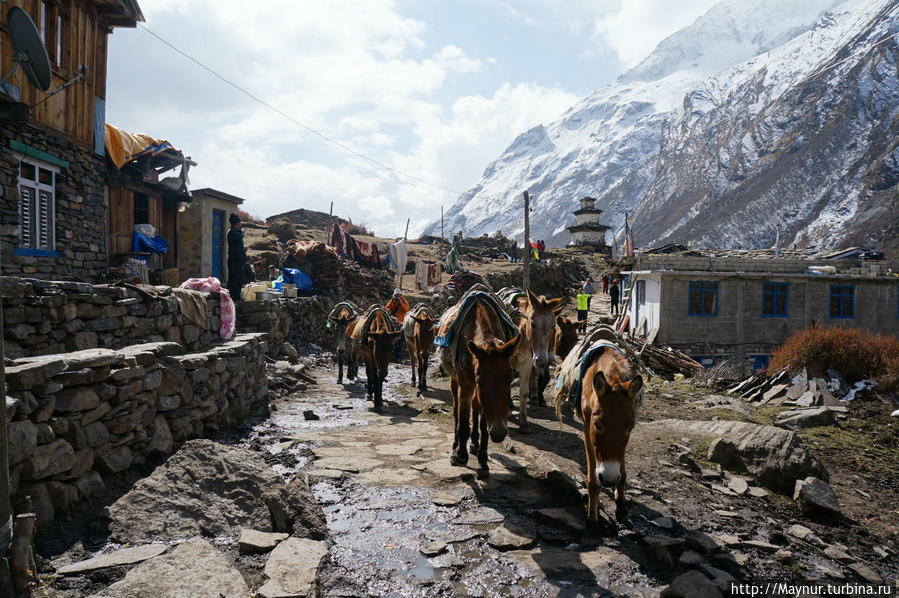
[137,23,465,196]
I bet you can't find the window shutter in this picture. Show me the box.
[19,185,35,248]
[37,189,53,250]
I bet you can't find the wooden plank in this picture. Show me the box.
[161,200,177,268]
[108,186,133,255]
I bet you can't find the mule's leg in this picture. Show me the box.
[365,358,374,400]
[410,347,417,386]
[337,352,344,385]
[536,366,549,404]
[475,406,489,479]
[419,353,428,391]
[583,411,600,522]
[614,466,628,522]
[469,407,480,455]
[451,380,471,466]
[517,355,531,431]
[450,377,461,456]
[374,370,385,411]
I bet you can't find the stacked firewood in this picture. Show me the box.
[631,342,704,380]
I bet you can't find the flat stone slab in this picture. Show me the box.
[534,507,587,533]
[313,456,382,473]
[509,546,626,575]
[422,459,476,481]
[57,544,169,575]
[488,525,536,551]
[452,507,505,525]
[257,537,329,598]
[92,537,249,598]
[420,541,448,557]
[307,469,345,480]
[238,529,289,554]
[374,444,421,456]
[431,492,464,507]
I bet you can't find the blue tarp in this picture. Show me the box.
[282,268,313,291]
[132,231,168,264]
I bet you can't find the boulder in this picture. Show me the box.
[262,476,330,540]
[55,387,100,413]
[256,537,328,598]
[7,421,38,465]
[793,477,841,516]
[21,439,75,480]
[648,419,827,493]
[92,537,250,598]
[488,524,537,551]
[107,439,283,543]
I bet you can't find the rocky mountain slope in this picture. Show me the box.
[425,0,898,253]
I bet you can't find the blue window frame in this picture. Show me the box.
[762,282,788,317]
[688,281,718,316]
[829,285,854,319]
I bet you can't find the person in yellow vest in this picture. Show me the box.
[576,291,590,333]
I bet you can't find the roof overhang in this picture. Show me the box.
[93,0,145,28]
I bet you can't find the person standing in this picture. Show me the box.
[576,290,590,333]
[582,277,594,310]
[609,279,620,316]
[602,274,609,294]
[227,213,248,300]
[386,288,410,358]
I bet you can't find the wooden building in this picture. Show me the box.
[1,0,143,279]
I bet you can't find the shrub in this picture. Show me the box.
[345,220,374,236]
[768,325,899,391]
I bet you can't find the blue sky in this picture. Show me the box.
[106,0,716,236]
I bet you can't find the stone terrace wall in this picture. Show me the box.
[5,334,268,525]
[237,296,335,351]
[2,277,224,359]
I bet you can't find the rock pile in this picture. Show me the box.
[485,258,588,298]
[236,296,334,351]
[5,335,268,524]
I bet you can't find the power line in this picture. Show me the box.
[136,23,465,196]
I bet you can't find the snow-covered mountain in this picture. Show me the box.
[425,0,899,254]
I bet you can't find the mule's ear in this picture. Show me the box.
[556,315,565,328]
[592,371,609,398]
[499,334,521,357]
[625,376,643,399]
[466,340,485,359]
[526,288,540,308]
[547,297,564,312]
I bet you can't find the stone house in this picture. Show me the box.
[622,252,899,369]
[177,188,245,282]
[1,0,143,280]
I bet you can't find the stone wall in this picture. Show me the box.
[484,258,588,298]
[236,296,335,351]
[1,122,108,280]
[5,334,268,525]
[2,277,225,359]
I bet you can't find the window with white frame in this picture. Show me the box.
[17,157,57,251]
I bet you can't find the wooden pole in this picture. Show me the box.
[326,201,333,245]
[441,205,444,241]
[522,191,531,291]
[398,218,410,290]
[0,250,11,594]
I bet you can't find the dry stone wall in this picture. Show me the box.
[237,296,335,351]
[5,334,268,526]
[2,277,224,359]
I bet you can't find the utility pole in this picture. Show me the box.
[522,191,531,291]
[0,251,11,593]
[440,205,444,241]
[326,201,333,245]
[398,218,410,290]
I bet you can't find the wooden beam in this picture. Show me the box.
[398,218,410,290]
[522,191,531,291]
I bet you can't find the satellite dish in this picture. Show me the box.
[1,7,52,92]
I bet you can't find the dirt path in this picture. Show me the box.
[238,354,898,596]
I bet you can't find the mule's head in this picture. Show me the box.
[329,306,355,354]
[412,314,436,353]
[524,289,564,370]
[367,330,402,376]
[585,352,642,488]
[555,316,580,360]
[466,335,521,443]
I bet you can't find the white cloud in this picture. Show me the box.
[435,45,483,74]
[358,195,395,217]
[593,0,718,67]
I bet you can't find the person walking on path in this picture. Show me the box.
[609,279,620,316]
[582,278,594,310]
[602,274,609,294]
[386,289,410,358]
[576,291,590,333]
[227,213,248,301]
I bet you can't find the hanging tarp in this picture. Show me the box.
[105,123,177,169]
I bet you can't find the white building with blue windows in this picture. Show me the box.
[622,250,899,369]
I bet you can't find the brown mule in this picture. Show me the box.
[329,303,359,384]
[579,348,642,523]
[516,290,564,424]
[347,307,401,411]
[555,316,580,360]
[439,301,520,478]
[402,306,436,392]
